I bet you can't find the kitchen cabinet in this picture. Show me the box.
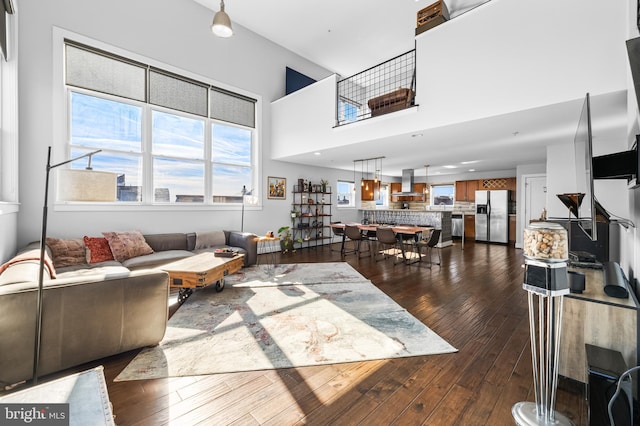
[455,180,479,202]
[508,215,516,243]
[475,177,517,202]
[464,214,475,239]
[506,177,517,201]
[390,182,402,202]
[412,183,427,202]
[360,180,380,201]
[389,182,425,202]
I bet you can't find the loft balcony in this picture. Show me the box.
[270,0,626,167]
[337,50,416,126]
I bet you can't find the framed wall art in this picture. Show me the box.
[267,176,286,200]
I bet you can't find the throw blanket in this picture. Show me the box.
[0,249,57,279]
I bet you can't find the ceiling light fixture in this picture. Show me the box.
[373,158,378,183]
[424,164,430,194]
[211,0,233,38]
[353,162,356,192]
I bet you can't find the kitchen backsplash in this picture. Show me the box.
[360,199,515,214]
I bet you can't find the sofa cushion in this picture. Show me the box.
[46,237,86,268]
[103,231,153,262]
[56,260,123,274]
[195,230,226,249]
[122,250,193,270]
[83,236,115,264]
[56,264,131,280]
[143,233,188,252]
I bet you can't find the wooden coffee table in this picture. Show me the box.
[162,252,245,304]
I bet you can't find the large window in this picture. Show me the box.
[64,40,257,205]
[337,180,355,208]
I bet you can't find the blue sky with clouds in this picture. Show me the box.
[70,92,252,202]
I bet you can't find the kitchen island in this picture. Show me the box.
[360,209,452,248]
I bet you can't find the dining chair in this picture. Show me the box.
[344,224,371,258]
[374,226,402,264]
[330,221,345,253]
[413,229,441,268]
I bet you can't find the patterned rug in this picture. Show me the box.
[115,262,456,381]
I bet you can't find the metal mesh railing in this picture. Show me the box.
[336,49,416,126]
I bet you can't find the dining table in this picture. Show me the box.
[329,223,434,264]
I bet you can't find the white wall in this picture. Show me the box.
[516,163,547,248]
[271,0,628,159]
[15,0,336,248]
[416,0,627,127]
[0,210,18,261]
[0,6,19,261]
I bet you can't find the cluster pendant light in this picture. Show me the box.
[211,0,233,38]
[353,156,385,192]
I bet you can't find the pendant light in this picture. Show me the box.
[373,158,378,183]
[424,164,430,195]
[353,161,356,192]
[211,0,233,38]
[365,160,369,191]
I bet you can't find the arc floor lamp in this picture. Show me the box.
[33,146,116,384]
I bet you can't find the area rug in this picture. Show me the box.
[115,262,456,381]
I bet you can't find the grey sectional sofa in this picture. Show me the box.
[0,230,257,386]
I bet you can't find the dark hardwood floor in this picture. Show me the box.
[33,240,588,425]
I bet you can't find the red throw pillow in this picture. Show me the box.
[83,236,115,264]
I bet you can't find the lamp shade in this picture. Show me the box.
[211,2,233,38]
[57,169,117,202]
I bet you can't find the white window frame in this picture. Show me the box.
[0,6,18,211]
[336,180,356,209]
[375,183,389,208]
[430,183,455,207]
[52,27,262,211]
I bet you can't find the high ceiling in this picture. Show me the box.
[194,0,490,78]
[193,0,629,177]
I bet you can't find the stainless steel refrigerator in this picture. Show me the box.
[475,190,509,243]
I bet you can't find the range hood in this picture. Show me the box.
[391,169,424,196]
